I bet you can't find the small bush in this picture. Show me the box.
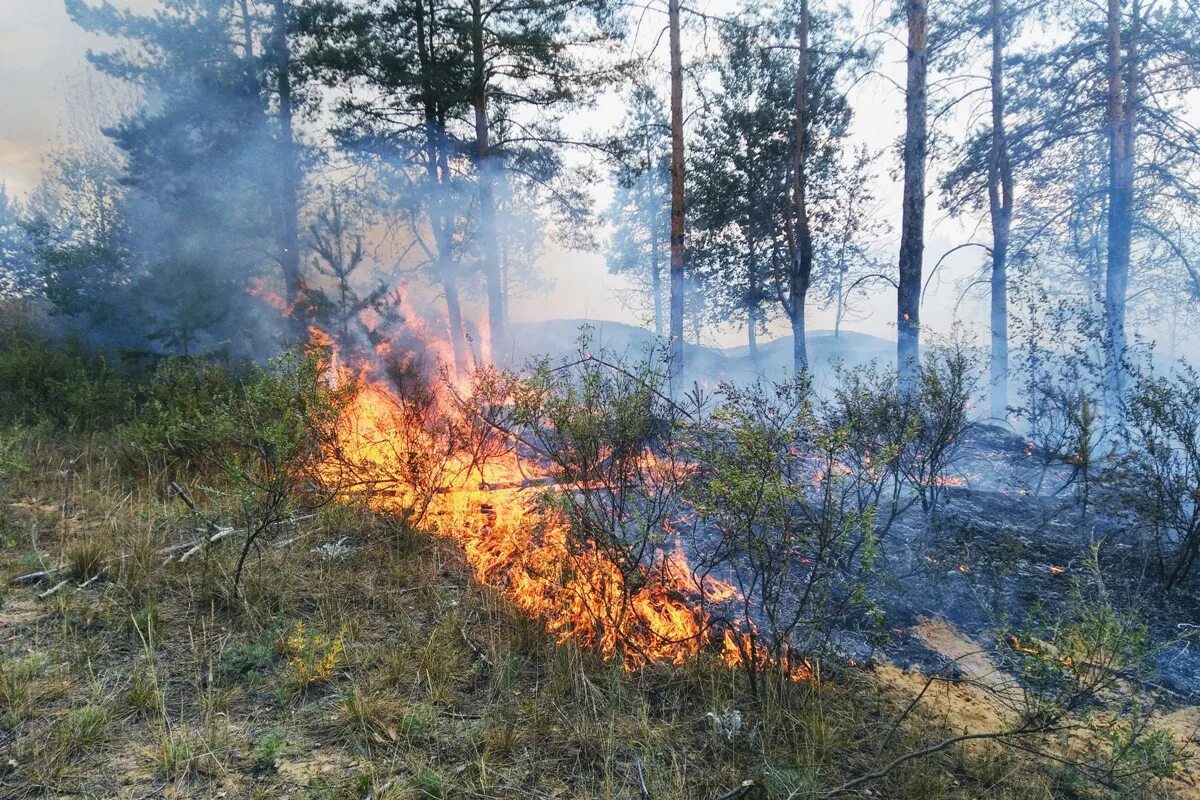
[0,306,133,430]
[280,621,346,688]
[251,729,285,770]
[217,640,276,682]
[1122,364,1200,589]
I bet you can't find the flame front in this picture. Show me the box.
[314,339,810,680]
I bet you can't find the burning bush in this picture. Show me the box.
[825,343,976,521]
[687,375,880,692]
[448,338,723,670]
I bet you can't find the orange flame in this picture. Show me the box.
[313,332,810,681]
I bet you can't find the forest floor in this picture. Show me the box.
[0,431,1195,799]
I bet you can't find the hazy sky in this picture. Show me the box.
[0,0,988,348]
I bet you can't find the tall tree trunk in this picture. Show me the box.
[648,138,664,338]
[667,0,686,374]
[787,0,813,374]
[747,305,760,365]
[470,0,507,360]
[1104,0,1136,411]
[747,244,761,366]
[988,0,1014,420]
[238,0,255,68]
[271,0,304,341]
[416,0,468,372]
[651,224,663,337]
[897,0,928,388]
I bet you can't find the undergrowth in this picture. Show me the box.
[0,431,1179,799]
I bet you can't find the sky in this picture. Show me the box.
[0,0,990,351]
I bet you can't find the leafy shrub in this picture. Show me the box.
[280,621,346,688]
[1121,364,1200,589]
[826,343,976,520]
[123,349,352,593]
[251,729,285,769]
[688,376,881,689]
[119,356,244,471]
[217,641,276,681]
[473,334,689,583]
[0,304,133,430]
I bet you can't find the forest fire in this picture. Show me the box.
[314,335,811,680]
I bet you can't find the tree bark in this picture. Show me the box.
[987,0,1013,420]
[747,305,759,365]
[1104,0,1136,410]
[787,0,813,375]
[747,243,761,366]
[897,0,928,389]
[648,137,664,338]
[416,0,468,373]
[470,0,507,361]
[239,0,255,70]
[667,0,686,374]
[272,0,305,341]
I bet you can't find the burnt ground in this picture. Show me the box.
[846,423,1200,702]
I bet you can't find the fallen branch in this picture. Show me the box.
[177,527,236,563]
[76,574,102,590]
[821,723,1061,797]
[10,568,62,586]
[635,757,651,800]
[167,481,197,511]
[460,626,494,668]
[161,515,318,563]
[38,579,70,600]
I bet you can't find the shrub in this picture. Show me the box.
[280,621,347,688]
[825,343,976,522]
[123,349,352,593]
[472,333,689,586]
[1121,364,1200,589]
[217,640,276,682]
[251,729,285,770]
[688,376,880,690]
[0,306,133,431]
[119,357,244,471]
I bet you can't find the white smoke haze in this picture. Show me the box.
[1,0,1197,377]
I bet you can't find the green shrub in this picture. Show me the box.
[119,356,245,470]
[251,729,285,769]
[217,641,276,682]
[0,315,133,431]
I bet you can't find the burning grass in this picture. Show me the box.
[318,356,809,680]
[0,332,1189,798]
[0,429,1160,799]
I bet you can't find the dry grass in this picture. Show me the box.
[0,433,1172,799]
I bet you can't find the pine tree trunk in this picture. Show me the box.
[417,0,467,372]
[747,244,761,366]
[272,0,304,341]
[667,0,686,374]
[988,0,1013,421]
[788,0,813,375]
[748,305,759,365]
[1104,0,1136,410]
[649,138,664,338]
[897,0,928,389]
[471,0,507,360]
[651,228,663,337]
[790,305,806,375]
[443,277,469,371]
